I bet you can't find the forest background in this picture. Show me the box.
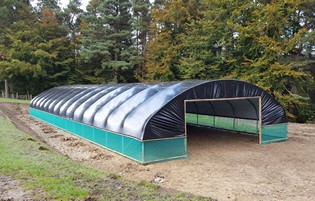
[0,0,314,122]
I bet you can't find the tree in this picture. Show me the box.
[287,0,315,121]
[178,0,242,80]
[0,0,32,64]
[36,0,61,11]
[0,0,40,94]
[82,0,138,83]
[179,0,314,120]
[0,1,74,94]
[133,0,151,81]
[62,0,85,84]
[144,0,202,81]
[34,8,73,88]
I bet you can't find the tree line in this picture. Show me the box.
[0,0,314,122]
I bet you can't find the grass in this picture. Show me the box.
[0,115,212,201]
[0,97,30,104]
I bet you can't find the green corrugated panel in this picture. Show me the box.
[94,128,107,147]
[262,123,288,144]
[143,138,187,163]
[56,115,62,128]
[30,108,188,164]
[30,108,144,162]
[66,119,74,133]
[106,132,123,153]
[82,125,94,141]
[122,137,143,162]
[51,114,60,127]
[54,115,61,127]
[73,121,84,137]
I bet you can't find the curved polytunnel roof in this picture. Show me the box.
[30,79,287,140]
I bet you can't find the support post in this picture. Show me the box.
[184,100,188,158]
[4,79,8,98]
[259,97,262,144]
[184,100,187,135]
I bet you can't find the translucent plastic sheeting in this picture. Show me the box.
[30,79,287,140]
[186,113,258,134]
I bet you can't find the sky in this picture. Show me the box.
[59,0,90,9]
[31,0,90,10]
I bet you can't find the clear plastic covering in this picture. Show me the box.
[30,79,287,140]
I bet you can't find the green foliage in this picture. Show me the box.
[147,0,314,121]
[81,0,139,83]
[178,0,242,80]
[145,0,202,81]
[295,101,315,123]
[0,0,314,121]
[133,0,151,81]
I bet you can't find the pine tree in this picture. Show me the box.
[36,0,61,11]
[63,0,85,84]
[178,0,241,80]
[82,0,137,83]
[133,0,151,81]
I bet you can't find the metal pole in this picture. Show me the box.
[259,97,262,144]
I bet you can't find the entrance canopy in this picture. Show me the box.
[30,79,287,141]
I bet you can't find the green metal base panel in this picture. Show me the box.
[143,138,187,163]
[30,108,187,164]
[261,123,288,144]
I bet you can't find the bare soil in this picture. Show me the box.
[1,102,315,201]
[0,174,39,201]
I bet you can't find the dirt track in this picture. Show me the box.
[1,102,315,201]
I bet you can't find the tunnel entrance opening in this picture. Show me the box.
[185,97,262,144]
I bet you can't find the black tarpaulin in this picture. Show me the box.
[30,79,287,141]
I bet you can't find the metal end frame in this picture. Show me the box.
[185,96,262,144]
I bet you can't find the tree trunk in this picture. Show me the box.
[4,79,9,98]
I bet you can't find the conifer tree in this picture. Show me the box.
[82,0,137,83]
[63,0,85,84]
[133,0,151,81]
[36,0,61,11]
[0,0,73,94]
[0,0,39,94]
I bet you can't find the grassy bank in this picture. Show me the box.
[0,115,211,200]
[0,98,30,104]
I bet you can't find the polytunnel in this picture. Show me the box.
[30,79,288,164]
